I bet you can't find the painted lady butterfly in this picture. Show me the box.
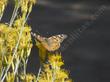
[31,32,67,51]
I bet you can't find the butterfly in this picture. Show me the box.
[31,32,67,51]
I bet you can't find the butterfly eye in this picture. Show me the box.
[31,32,36,37]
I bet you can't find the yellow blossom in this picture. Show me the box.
[48,54,64,67]
[6,72,15,82]
[20,74,36,82]
[56,70,69,79]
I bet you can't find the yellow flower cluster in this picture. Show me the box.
[20,74,36,82]
[20,0,36,10]
[36,42,72,82]
[0,0,36,81]
[20,0,36,19]
[0,21,32,81]
[48,53,64,68]
[37,53,72,82]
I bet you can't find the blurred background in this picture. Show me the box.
[3,0,110,82]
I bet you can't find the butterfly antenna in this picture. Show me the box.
[35,29,41,35]
[31,29,41,37]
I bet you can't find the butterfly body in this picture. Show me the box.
[32,32,67,51]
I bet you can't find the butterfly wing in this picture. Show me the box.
[43,34,67,51]
[48,34,67,43]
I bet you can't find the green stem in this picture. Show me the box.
[14,49,24,75]
[24,48,32,74]
[36,66,42,82]
[47,72,50,82]
[22,58,26,75]
[52,62,56,82]
[0,12,4,21]
[9,0,20,27]
[14,59,20,75]
[0,68,5,80]
[0,4,7,21]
